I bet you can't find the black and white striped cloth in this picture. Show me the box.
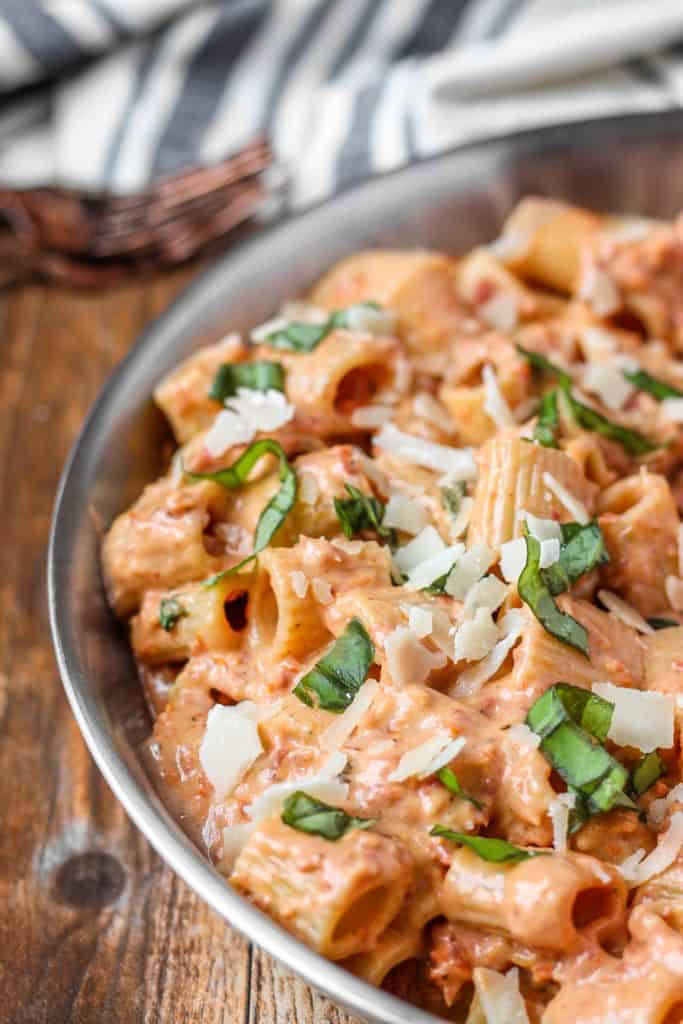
[2,0,683,208]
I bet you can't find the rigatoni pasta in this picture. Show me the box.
[103,198,683,1021]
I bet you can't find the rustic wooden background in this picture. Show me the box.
[0,270,362,1024]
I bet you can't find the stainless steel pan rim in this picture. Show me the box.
[48,108,683,1024]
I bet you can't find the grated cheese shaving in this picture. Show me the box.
[446,544,496,600]
[199,704,264,801]
[482,364,516,430]
[374,423,477,481]
[592,681,674,752]
[454,610,525,697]
[413,392,454,434]
[247,752,348,821]
[661,397,683,423]
[578,265,621,317]
[548,791,576,854]
[290,571,308,599]
[350,405,394,428]
[385,626,447,686]
[344,303,395,335]
[619,812,683,886]
[321,680,379,751]
[539,537,561,569]
[597,589,655,635]
[542,472,590,525]
[506,723,541,750]
[464,575,509,618]
[479,293,519,333]
[648,783,683,826]
[383,493,429,535]
[393,525,445,574]
[449,495,474,541]
[298,472,319,505]
[583,363,635,412]
[454,608,498,663]
[204,387,295,457]
[500,538,527,584]
[407,606,433,638]
[523,512,562,543]
[471,966,530,1024]
[388,734,466,783]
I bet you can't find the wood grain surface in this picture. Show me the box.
[0,273,362,1024]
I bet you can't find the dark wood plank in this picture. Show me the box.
[0,272,361,1024]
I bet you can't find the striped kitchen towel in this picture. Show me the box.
[2,0,683,211]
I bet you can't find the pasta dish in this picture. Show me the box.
[102,197,683,1022]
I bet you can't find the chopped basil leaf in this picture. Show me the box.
[518,534,589,656]
[542,521,609,596]
[159,596,187,631]
[647,616,680,630]
[526,684,637,816]
[209,361,285,403]
[187,439,296,585]
[422,568,456,595]
[430,826,542,863]
[623,368,683,401]
[441,481,466,519]
[630,751,666,796]
[527,683,614,743]
[436,767,483,809]
[264,301,383,353]
[516,343,658,455]
[534,389,560,448]
[293,618,374,712]
[333,484,395,544]
[516,343,572,388]
[565,390,659,456]
[282,791,375,840]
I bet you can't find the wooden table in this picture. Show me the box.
[0,271,361,1024]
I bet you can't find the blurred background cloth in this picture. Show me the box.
[3,0,683,283]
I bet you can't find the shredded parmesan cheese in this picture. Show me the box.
[350,405,393,428]
[479,293,518,333]
[199,705,264,801]
[523,512,562,543]
[548,791,576,854]
[500,538,527,583]
[648,783,683,826]
[620,812,683,886]
[290,571,308,599]
[344,303,395,335]
[375,423,477,481]
[454,610,525,697]
[446,544,495,600]
[661,398,683,423]
[464,575,508,618]
[247,752,348,821]
[385,626,447,686]
[407,606,433,638]
[506,723,541,750]
[204,387,294,457]
[592,682,674,752]
[321,680,379,751]
[471,966,530,1024]
[449,495,474,540]
[454,608,499,662]
[578,265,621,317]
[482,364,516,429]
[539,537,561,569]
[597,589,655,634]
[583,363,635,412]
[383,493,429,535]
[298,472,319,505]
[542,471,589,525]
[413,392,454,434]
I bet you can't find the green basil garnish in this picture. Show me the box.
[518,534,589,656]
[441,481,467,519]
[333,484,395,544]
[647,617,680,630]
[630,751,666,796]
[534,390,560,448]
[542,521,609,596]
[516,343,658,455]
[187,439,297,586]
[436,767,483,809]
[430,826,542,863]
[209,360,285,403]
[293,618,374,712]
[265,301,383,353]
[526,683,637,816]
[623,368,683,401]
[282,791,375,840]
[159,596,187,631]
